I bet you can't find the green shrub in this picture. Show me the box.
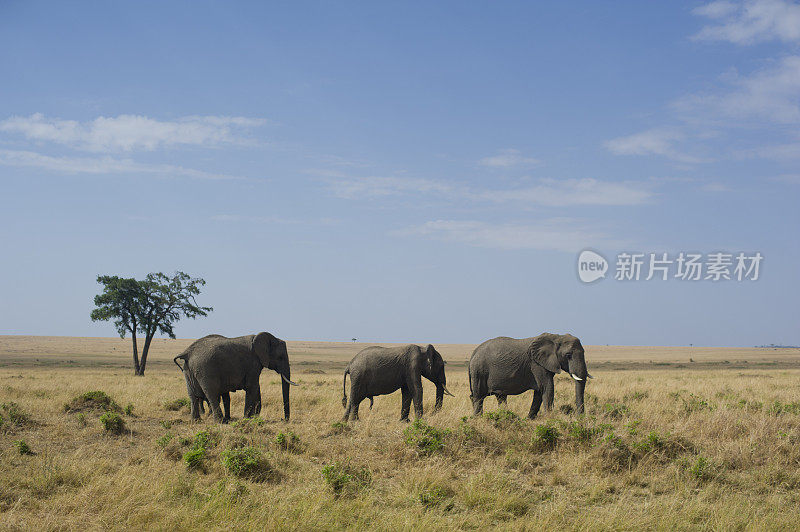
[99,412,126,434]
[13,439,33,455]
[483,409,521,427]
[321,461,371,497]
[221,447,273,481]
[532,422,560,451]
[403,419,449,455]
[418,485,454,509]
[163,398,190,411]
[76,413,87,426]
[191,429,217,450]
[329,421,351,435]
[602,402,629,419]
[681,394,713,413]
[275,431,301,452]
[156,433,174,447]
[1,402,31,426]
[687,455,712,481]
[564,420,603,443]
[64,391,121,413]
[183,447,206,471]
[124,403,134,416]
[623,390,649,402]
[767,401,800,416]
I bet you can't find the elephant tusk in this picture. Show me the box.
[442,386,455,397]
[570,373,584,381]
[587,373,594,379]
[281,374,299,386]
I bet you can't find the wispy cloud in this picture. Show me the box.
[692,0,800,44]
[478,149,540,168]
[604,129,707,163]
[0,149,239,180]
[393,218,626,252]
[323,173,653,206]
[0,113,266,152]
[675,55,800,124]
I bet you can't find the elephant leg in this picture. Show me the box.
[190,397,202,420]
[411,377,424,419]
[351,397,362,421]
[496,394,508,407]
[528,389,543,419]
[244,384,261,418]
[471,393,485,417]
[400,385,412,422]
[542,376,554,412]
[222,393,231,422]
[198,382,224,423]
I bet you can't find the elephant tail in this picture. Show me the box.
[468,363,473,399]
[342,367,350,408]
[173,353,187,372]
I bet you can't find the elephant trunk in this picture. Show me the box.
[575,378,586,414]
[282,366,291,421]
[434,384,444,412]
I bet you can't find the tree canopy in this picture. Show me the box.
[90,271,212,375]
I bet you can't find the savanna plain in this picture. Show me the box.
[1,336,800,531]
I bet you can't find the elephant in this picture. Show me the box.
[468,333,591,419]
[341,344,454,421]
[173,332,297,423]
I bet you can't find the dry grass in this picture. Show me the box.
[1,337,800,530]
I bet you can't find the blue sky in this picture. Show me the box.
[1,1,798,346]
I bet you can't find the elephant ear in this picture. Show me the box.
[251,332,274,367]
[424,344,436,373]
[528,335,560,373]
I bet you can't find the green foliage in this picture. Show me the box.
[531,422,560,451]
[13,439,33,455]
[190,429,217,450]
[458,417,478,440]
[418,485,454,509]
[124,403,134,416]
[156,433,174,447]
[1,402,30,427]
[275,431,301,452]
[679,393,714,413]
[626,420,641,436]
[163,398,190,411]
[321,461,372,497]
[64,390,121,413]
[623,390,649,402]
[687,455,712,481]
[76,413,87,426]
[233,417,266,433]
[403,419,450,455]
[221,447,273,481]
[483,409,521,427]
[767,401,800,416]
[563,420,604,443]
[100,412,126,434]
[183,447,206,471]
[633,430,664,453]
[328,421,351,435]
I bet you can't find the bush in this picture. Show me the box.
[184,447,206,471]
[321,461,371,497]
[602,402,629,419]
[163,398,190,411]
[532,422,560,451]
[687,455,712,481]
[156,433,174,447]
[483,409,521,427]
[76,413,87,426]
[275,431,301,452]
[403,419,449,455]
[191,430,217,450]
[64,391,121,413]
[221,447,274,481]
[1,402,31,427]
[124,403,134,416]
[13,440,33,455]
[100,412,126,434]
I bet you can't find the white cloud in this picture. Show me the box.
[324,173,653,206]
[0,149,238,180]
[604,129,707,163]
[692,0,800,44]
[393,219,625,252]
[478,149,540,168]
[0,113,266,152]
[676,55,800,124]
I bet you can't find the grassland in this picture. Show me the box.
[1,336,800,530]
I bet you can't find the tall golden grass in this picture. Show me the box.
[1,337,799,530]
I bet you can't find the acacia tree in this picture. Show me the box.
[91,271,212,375]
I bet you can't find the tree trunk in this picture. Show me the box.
[131,331,141,375]
[138,332,154,376]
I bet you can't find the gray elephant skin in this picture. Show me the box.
[173,332,297,423]
[342,344,454,421]
[468,333,591,418]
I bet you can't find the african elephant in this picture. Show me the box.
[468,333,591,419]
[341,344,454,421]
[173,332,297,423]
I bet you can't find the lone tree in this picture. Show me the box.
[90,271,212,375]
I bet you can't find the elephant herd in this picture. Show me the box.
[173,332,591,424]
